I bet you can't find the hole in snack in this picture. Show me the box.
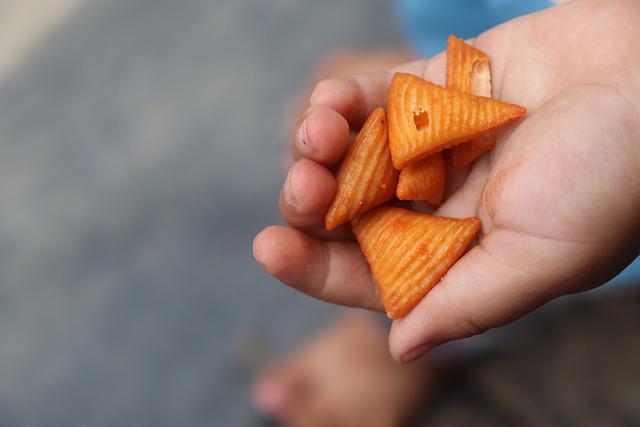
[413,110,429,131]
[471,60,491,97]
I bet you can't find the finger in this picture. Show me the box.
[309,71,391,129]
[436,155,491,220]
[279,158,352,240]
[279,158,335,228]
[471,23,517,102]
[291,105,350,165]
[253,226,382,311]
[388,228,576,363]
[310,58,448,125]
[392,55,446,86]
[302,30,518,137]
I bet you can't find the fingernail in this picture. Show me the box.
[295,119,313,155]
[401,344,429,364]
[252,236,263,266]
[283,168,297,206]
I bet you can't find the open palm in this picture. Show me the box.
[254,0,640,362]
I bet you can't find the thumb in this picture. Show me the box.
[388,228,582,363]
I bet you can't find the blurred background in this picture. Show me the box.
[0,1,639,426]
[0,0,400,425]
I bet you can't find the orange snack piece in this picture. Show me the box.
[325,107,398,231]
[351,205,480,319]
[396,152,445,206]
[446,35,496,168]
[387,73,526,169]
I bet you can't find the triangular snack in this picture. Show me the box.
[446,35,492,99]
[450,133,495,168]
[396,152,445,206]
[446,35,496,168]
[387,73,526,169]
[351,205,480,319]
[325,107,398,231]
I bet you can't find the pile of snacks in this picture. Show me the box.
[325,36,526,319]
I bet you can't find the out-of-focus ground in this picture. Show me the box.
[0,0,88,83]
[413,289,640,426]
[0,0,402,425]
[0,1,638,426]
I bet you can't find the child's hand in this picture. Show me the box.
[254,0,640,362]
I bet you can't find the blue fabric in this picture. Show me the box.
[606,257,640,287]
[396,0,553,56]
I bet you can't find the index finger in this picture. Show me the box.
[289,58,443,166]
[309,57,446,129]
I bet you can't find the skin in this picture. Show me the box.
[253,314,431,427]
[254,0,640,363]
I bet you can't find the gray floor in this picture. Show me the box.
[0,0,403,425]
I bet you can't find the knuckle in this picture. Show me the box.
[440,282,487,338]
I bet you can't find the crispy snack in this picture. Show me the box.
[387,73,526,169]
[446,35,496,168]
[446,35,492,100]
[396,152,445,206]
[325,107,398,231]
[450,132,496,168]
[351,205,480,319]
